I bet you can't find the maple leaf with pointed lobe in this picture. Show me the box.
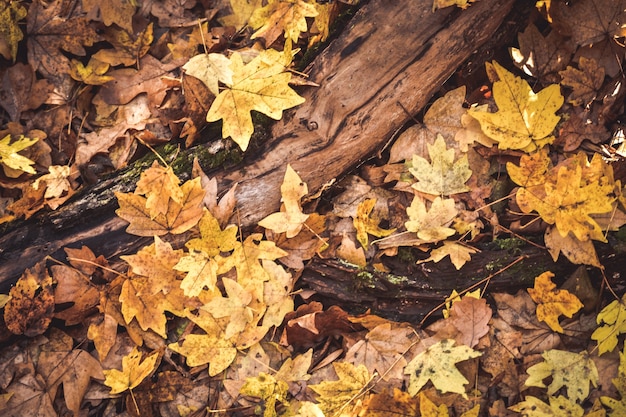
[405,196,457,242]
[259,164,310,238]
[404,338,481,398]
[468,61,563,152]
[525,349,598,403]
[249,0,318,46]
[0,0,27,61]
[409,134,472,195]
[527,271,583,333]
[0,134,38,175]
[206,51,305,151]
[591,293,626,355]
[309,362,371,414]
[104,347,159,395]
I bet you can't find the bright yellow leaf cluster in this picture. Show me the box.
[508,149,616,243]
[0,134,38,175]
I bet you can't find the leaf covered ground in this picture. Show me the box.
[1,0,626,416]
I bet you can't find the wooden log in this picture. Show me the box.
[0,0,519,291]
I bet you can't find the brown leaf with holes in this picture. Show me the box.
[557,110,609,151]
[4,261,54,336]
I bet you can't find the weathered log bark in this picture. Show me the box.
[1,0,527,303]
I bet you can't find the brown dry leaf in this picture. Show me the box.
[271,212,328,270]
[0,63,52,121]
[527,271,584,333]
[363,388,420,416]
[37,328,104,415]
[509,23,572,81]
[26,0,100,82]
[552,0,626,47]
[51,264,100,325]
[557,110,609,152]
[192,158,238,226]
[560,57,605,106]
[544,226,602,267]
[115,177,205,236]
[99,54,174,109]
[3,373,55,417]
[148,0,199,27]
[448,296,492,348]
[281,302,356,348]
[344,323,416,381]
[93,23,153,67]
[336,232,367,267]
[4,261,54,336]
[493,291,561,354]
[82,0,135,32]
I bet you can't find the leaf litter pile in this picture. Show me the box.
[1,0,626,416]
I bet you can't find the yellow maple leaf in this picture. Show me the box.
[219,0,264,30]
[353,198,396,249]
[115,177,205,236]
[206,51,305,151]
[591,293,626,355]
[121,236,183,295]
[240,372,289,416]
[103,347,159,395]
[527,271,583,333]
[468,61,563,152]
[261,260,294,328]
[524,349,598,403]
[509,395,588,416]
[69,57,114,85]
[183,53,233,96]
[419,392,449,417]
[32,165,71,199]
[405,196,457,242]
[258,164,310,238]
[0,134,38,175]
[404,339,481,398]
[0,1,27,62]
[202,278,258,340]
[187,209,239,256]
[309,362,371,414]
[134,161,184,219]
[515,161,614,242]
[249,0,318,46]
[409,134,472,196]
[168,333,237,376]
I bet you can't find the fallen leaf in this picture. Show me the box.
[409,134,472,196]
[0,134,38,175]
[240,372,289,415]
[527,271,584,333]
[404,338,481,398]
[168,333,237,376]
[405,196,457,242]
[560,57,605,106]
[544,226,602,268]
[183,53,233,96]
[32,165,72,199]
[525,349,598,403]
[601,343,626,414]
[104,347,160,395]
[418,241,478,270]
[4,261,53,336]
[509,395,586,416]
[353,198,395,249]
[448,296,492,348]
[82,0,136,32]
[309,362,371,415]
[0,63,52,121]
[591,293,626,355]
[93,23,153,67]
[258,164,310,238]
[249,0,318,46]
[69,57,114,85]
[202,278,257,340]
[115,177,205,236]
[206,51,305,151]
[552,0,626,47]
[468,61,563,152]
[219,0,263,30]
[0,1,27,61]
